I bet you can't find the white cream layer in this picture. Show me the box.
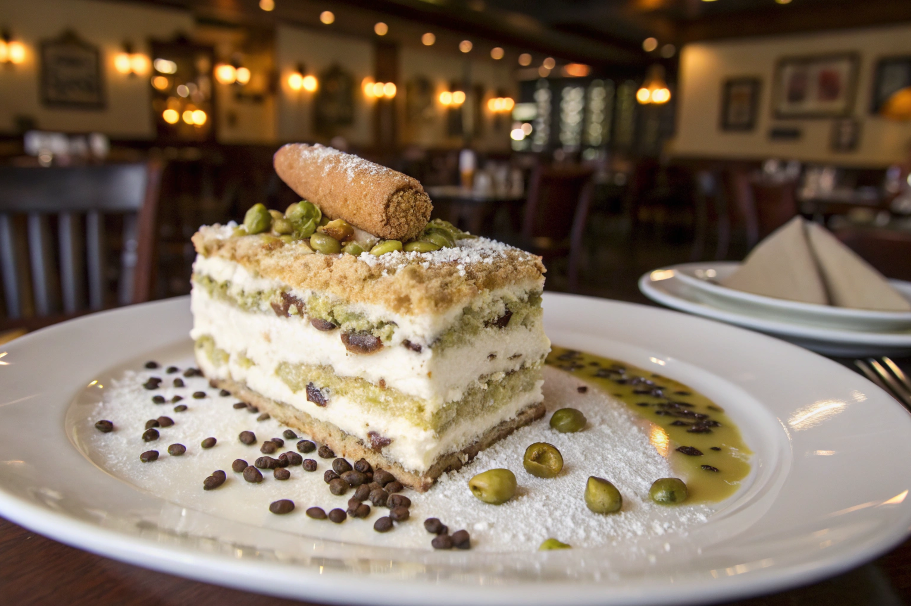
[190,285,550,407]
[196,347,543,473]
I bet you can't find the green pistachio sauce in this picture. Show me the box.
[546,346,752,503]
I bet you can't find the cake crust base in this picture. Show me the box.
[206,372,546,492]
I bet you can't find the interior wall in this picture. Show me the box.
[670,24,911,167]
[0,0,194,138]
[275,24,374,148]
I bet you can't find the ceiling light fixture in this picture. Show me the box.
[259,0,275,11]
[459,40,473,53]
[422,32,436,46]
[490,47,504,60]
[320,11,335,24]
[637,64,671,105]
[518,53,532,67]
[374,22,388,36]
[542,57,556,70]
[642,37,658,52]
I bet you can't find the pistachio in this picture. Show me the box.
[243,203,272,234]
[585,476,622,514]
[403,240,442,253]
[550,408,587,433]
[310,232,341,254]
[285,200,321,224]
[272,217,294,235]
[370,240,403,256]
[468,468,517,505]
[649,478,688,505]
[320,219,355,243]
[422,230,454,248]
[539,538,572,551]
[523,442,563,478]
[342,242,365,256]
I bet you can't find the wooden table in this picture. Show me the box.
[425,185,524,237]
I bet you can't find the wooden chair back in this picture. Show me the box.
[0,162,162,325]
[521,164,594,245]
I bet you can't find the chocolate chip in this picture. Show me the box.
[171,395,183,403]
[389,506,410,522]
[384,481,403,494]
[173,404,188,412]
[201,437,217,449]
[297,440,316,453]
[256,456,279,469]
[351,503,370,518]
[233,402,246,409]
[145,361,159,369]
[347,497,363,511]
[451,530,471,549]
[373,469,395,486]
[203,470,226,490]
[303,459,317,471]
[139,450,158,462]
[310,318,337,331]
[701,465,720,472]
[676,446,703,456]
[274,468,291,480]
[341,471,366,487]
[388,494,411,509]
[369,488,389,507]
[260,441,277,454]
[219,389,230,397]
[367,431,392,451]
[333,458,352,474]
[318,445,335,459]
[306,507,327,520]
[152,395,166,404]
[232,459,248,472]
[327,509,347,523]
[283,429,298,440]
[486,310,512,329]
[168,443,186,456]
[354,484,372,501]
[182,368,201,378]
[424,518,446,534]
[374,516,393,532]
[353,458,372,474]
[247,405,259,413]
[329,478,348,495]
[279,451,303,466]
[157,416,174,427]
[577,386,588,393]
[271,437,285,448]
[324,470,339,483]
[166,366,178,374]
[402,339,422,353]
[142,428,159,442]
[431,534,453,549]
[269,499,294,514]
[192,391,206,399]
[143,379,160,390]
[239,431,256,445]
[341,332,383,354]
[95,420,114,433]
[244,466,264,483]
[173,378,185,388]
[306,382,328,406]
[257,413,270,422]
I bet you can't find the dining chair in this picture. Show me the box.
[831,226,911,281]
[0,162,163,329]
[519,164,594,292]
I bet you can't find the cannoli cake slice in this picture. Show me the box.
[190,144,549,491]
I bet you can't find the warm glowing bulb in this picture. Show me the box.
[452,90,466,105]
[490,47,504,60]
[176,84,189,97]
[651,87,670,104]
[259,0,275,10]
[383,82,396,98]
[521,122,532,135]
[302,75,317,92]
[487,98,497,111]
[115,53,132,74]
[288,73,303,90]
[182,110,194,124]
[518,53,531,66]
[775,0,792,4]
[215,64,236,84]
[538,66,550,78]
[510,128,525,141]
[374,22,388,36]
[130,54,149,74]
[152,75,169,90]
[422,32,435,46]
[162,109,180,124]
[642,37,658,52]
[154,58,177,74]
[503,97,514,110]
[235,67,251,85]
[320,10,335,24]
[6,41,24,64]
[363,78,375,97]
[542,57,555,70]
[192,109,207,125]
[372,82,385,97]
[439,91,452,105]
[459,40,473,53]
[636,87,651,103]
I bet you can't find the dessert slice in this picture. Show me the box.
[190,144,549,491]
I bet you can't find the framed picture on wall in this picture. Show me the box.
[720,77,761,131]
[40,30,105,109]
[772,53,858,119]
[870,56,911,114]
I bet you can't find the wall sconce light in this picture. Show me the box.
[636,64,671,105]
[487,97,515,112]
[563,63,591,78]
[439,90,465,106]
[363,78,396,99]
[215,58,251,86]
[288,63,317,92]
[0,30,26,65]
[114,42,148,76]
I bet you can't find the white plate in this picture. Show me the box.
[640,269,911,357]
[672,261,911,332]
[2,294,911,606]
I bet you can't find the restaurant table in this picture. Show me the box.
[425,185,524,237]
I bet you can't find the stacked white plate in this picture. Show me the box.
[640,262,911,357]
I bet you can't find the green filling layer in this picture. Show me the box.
[192,273,542,348]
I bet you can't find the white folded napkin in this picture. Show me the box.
[721,216,911,311]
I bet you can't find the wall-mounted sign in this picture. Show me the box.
[40,30,105,109]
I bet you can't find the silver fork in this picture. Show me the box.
[855,357,911,411]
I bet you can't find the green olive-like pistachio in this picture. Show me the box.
[320,219,355,243]
[279,235,294,244]
[294,218,317,239]
[539,538,572,551]
[649,478,688,505]
[272,217,294,235]
[550,408,587,433]
[269,209,284,221]
[309,232,341,254]
[585,476,622,514]
[370,240,403,256]
[468,468,517,505]
[243,203,272,235]
[523,442,564,478]
[232,226,247,238]
[427,218,460,236]
[422,231,454,249]
[403,240,442,253]
[258,234,281,245]
[342,242,365,256]
[318,215,330,227]
[285,200,321,225]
